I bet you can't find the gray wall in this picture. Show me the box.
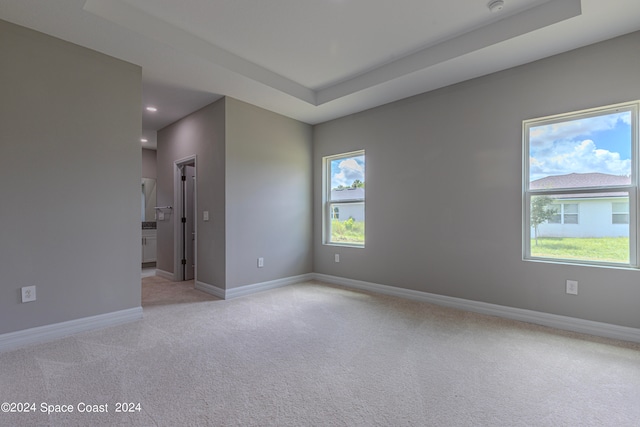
[142,148,157,179]
[0,20,142,334]
[225,98,313,288]
[157,97,313,290]
[313,31,640,329]
[156,99,226,288]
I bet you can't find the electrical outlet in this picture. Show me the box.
[335,254,340,263]
[258,257,264,268]
[21,286,36,303]
[566,280,578,295]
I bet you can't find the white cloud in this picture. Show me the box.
[332,157,364,188]
[530,139,630,181]
[529,111,631,181]
[529,111,629,150]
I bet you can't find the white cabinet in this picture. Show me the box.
[142,229,157,263]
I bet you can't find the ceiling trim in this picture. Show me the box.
[83,0,317,104]
[317,0,582,105]
[84,0,582,109]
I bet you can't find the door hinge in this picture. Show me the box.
[181,217,186,223]
[181,175,187,181]
[181,259,187,265]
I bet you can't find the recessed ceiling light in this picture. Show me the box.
[488,0,505,13]
[141,138,148,143]
[146,106,158,112]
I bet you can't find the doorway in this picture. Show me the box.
[174,156,196,282]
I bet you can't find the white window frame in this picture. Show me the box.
[323,150,365,247]
[523,101,639,268]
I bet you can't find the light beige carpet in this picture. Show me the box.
[1,276,639,426]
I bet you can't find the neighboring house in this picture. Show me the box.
[532,173,630,238]
[330,187,365,222]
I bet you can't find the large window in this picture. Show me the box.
[323,151,365,246]
[523,102,638,266]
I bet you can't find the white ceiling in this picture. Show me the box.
[2,0,640,150]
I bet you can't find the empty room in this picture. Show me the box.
[1,1,640,426]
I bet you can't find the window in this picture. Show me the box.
[323,151,365,246]
[331,206,340,220]
[523,101,638,266]
[549,203,578,224]
[612,202,629,224]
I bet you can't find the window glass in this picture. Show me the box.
[530,195,630,263]
[329,202,364,244]
[529,111,631,188]
[563,204,579,224]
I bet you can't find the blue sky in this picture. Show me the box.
[529,111,632,182]
[331,155,364,189]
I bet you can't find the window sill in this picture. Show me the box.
[324,242,365,248]
[523,257,638,271]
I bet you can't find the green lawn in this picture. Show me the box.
[531,237,629,263]
[331,218,365,244]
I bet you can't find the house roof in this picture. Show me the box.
[531,173,629,199]
[331,187,365,201]
[531,173,630,189]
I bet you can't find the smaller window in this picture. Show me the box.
[331,206,340,220]
[612,202,629,224]
[548,203,578,224]
[323,151,365,246]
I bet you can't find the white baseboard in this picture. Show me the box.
[0,307,143,353]
[226,273,315,299]
[155,269,175,280]
[7,274,635,354]
[195,281,225,299]
[312,273,640,344]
